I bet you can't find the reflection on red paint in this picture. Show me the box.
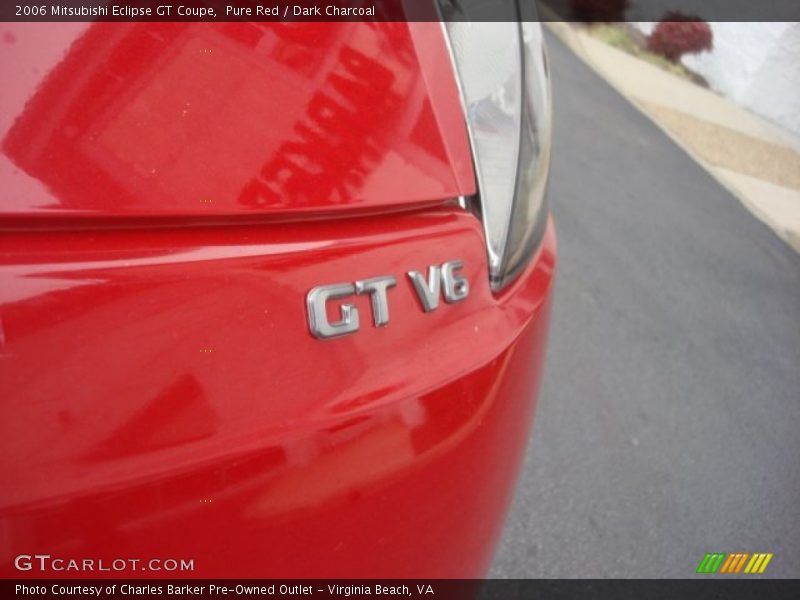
[1,22,474,218]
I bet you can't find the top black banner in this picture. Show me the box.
[2,0,799,22]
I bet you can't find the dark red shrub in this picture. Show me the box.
[570,0,628,22]
[647,13,713,62]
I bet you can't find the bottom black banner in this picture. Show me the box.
[4,579,800,600]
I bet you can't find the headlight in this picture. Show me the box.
[439,0,552,290]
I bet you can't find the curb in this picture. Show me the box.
[543,21,800,254]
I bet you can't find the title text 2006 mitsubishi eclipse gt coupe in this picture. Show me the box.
[0,9,555,578]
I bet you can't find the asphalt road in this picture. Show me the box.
[490,31,800,578]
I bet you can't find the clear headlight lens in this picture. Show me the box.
[440,2,552,290]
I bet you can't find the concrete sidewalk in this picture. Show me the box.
[545,21,800,253]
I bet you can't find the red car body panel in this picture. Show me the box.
[0,21,555,579]
[1,22,473,218]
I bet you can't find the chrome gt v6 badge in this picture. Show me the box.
[306,260,468,339]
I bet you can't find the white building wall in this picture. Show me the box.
[630,21,800,137]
